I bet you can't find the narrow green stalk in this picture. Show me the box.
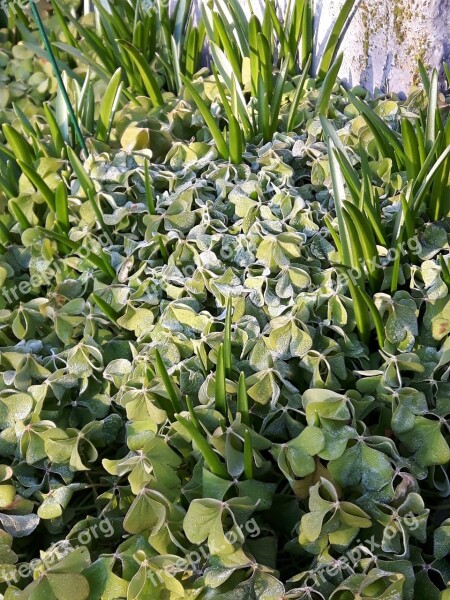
[223,297,232,377]
[244,429,254,480]
[10,200,31,230]
[155,349,182,414]
[215,343,227,418]
[237,372,249,426]
[176,414,228,479]
[91,293,120,323]
[186,395,201,431]
[158,235,169,262]
[37,227,115,278]
[0,221,10,245]
[28,0,87,154]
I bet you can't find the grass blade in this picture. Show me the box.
[155,349,182,414]
[249,14,261,96]
[343,201,381,290]
[215,343,227,418]
[223,297,232,377]
[17,160,55,212]
[439,255,450,290]
[287,54,311,131]
[257,74,271,142]
[359,287,386,347]
[212,11,242,81]
[320,117,360,202]
[316,0,355,81]
[96,68,123,142]
[301,0,313,71]
[244,429,254,479]
[287,0,306,73]
[43,103,65,157]
[2,125,35,164]
[184,25,200,79]
[37,227,115,278]
[9,200,31,230]
[91,293,120,323]
[324,214,343,258]
[412,143,450,214]
[257,33,273,98]
[181,74,229,160]
[117,40,164,107]
[345,272,371,345]
[316,54,343,117]
[345,88,405,168]
[401,117,421,179]
[327,139,352,268]
[55,181,69,232]
[418,60,430,95]
[210,43,252,138]
[186,395,201,431]
[29,1,87,153]
[66,146,108,231]
[237,372,249,426]
[270,58,290,136]
[425,69,438,152]
[444,63,450,88]
[229,116,243,165]
[176,414,228,478]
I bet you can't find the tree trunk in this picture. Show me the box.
[314,0,450,93]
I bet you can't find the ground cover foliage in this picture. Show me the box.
[0,0,449,598]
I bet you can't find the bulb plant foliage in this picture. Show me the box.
[0,2,449,600]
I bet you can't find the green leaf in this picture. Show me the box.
[215,343,227,417]
[123,488,167,534]
[287,54,311,132]
[184,498,233,555]
[243,429,253,480]
[155,349,182,416]
[237,372,249,426]
[117,40,164,107]
[434,518,450,559]
[425,69,438,151]
[96,67,123,142]
[17,160,55,212]
[329,442,393,491]
[175,414,228,479]
[223,296,233,376]
[316,53,343,117]
[327,139,352,267]
[181,74,229,160]
[66,146,108,232]
[398,417,450,467]
[346,88,405,168]
[2,124,35,164]
[316,0,355,80]
[55,181,69,232]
